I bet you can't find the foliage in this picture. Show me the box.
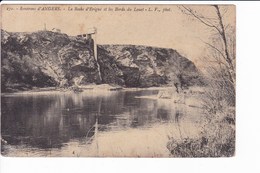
[167,105,235,157]
[167,5,236,157]
[167,129,235,157]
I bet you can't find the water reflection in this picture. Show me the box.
[1,90,201,155]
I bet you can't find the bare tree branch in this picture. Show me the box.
[213,5,234,72]
[180,5,222,35]
[200,38,226,61]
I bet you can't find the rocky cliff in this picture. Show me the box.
[1,30,203,92]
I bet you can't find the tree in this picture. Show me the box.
[178,5,236,106]
[166,5,236,157]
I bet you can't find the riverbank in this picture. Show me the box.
[1,84,205,94]
[1,84,205,111]
[1,84,176,95]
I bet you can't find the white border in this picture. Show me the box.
[1,1,260,173]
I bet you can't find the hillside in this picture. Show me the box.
[1,30,203,92]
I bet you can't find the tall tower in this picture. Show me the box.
[87,27,101,81]
[44,23,46,31]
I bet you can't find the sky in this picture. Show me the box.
[1,4,235,67]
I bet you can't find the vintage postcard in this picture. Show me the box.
[1,4,235,157]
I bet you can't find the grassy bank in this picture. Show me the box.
[166,87,235,157]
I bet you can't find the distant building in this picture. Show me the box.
[52,28,61,33]
[76,33,94,53]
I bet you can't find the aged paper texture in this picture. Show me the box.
[1,4,235,157]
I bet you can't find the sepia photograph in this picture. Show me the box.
[1,4,235,157]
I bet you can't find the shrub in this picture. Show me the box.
[167,112,235,157]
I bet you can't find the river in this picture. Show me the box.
[1,89,203,157]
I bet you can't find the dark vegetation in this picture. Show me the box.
[1,30,203,93]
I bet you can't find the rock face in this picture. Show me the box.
[99,45,202,88]
[1,30,203,92]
